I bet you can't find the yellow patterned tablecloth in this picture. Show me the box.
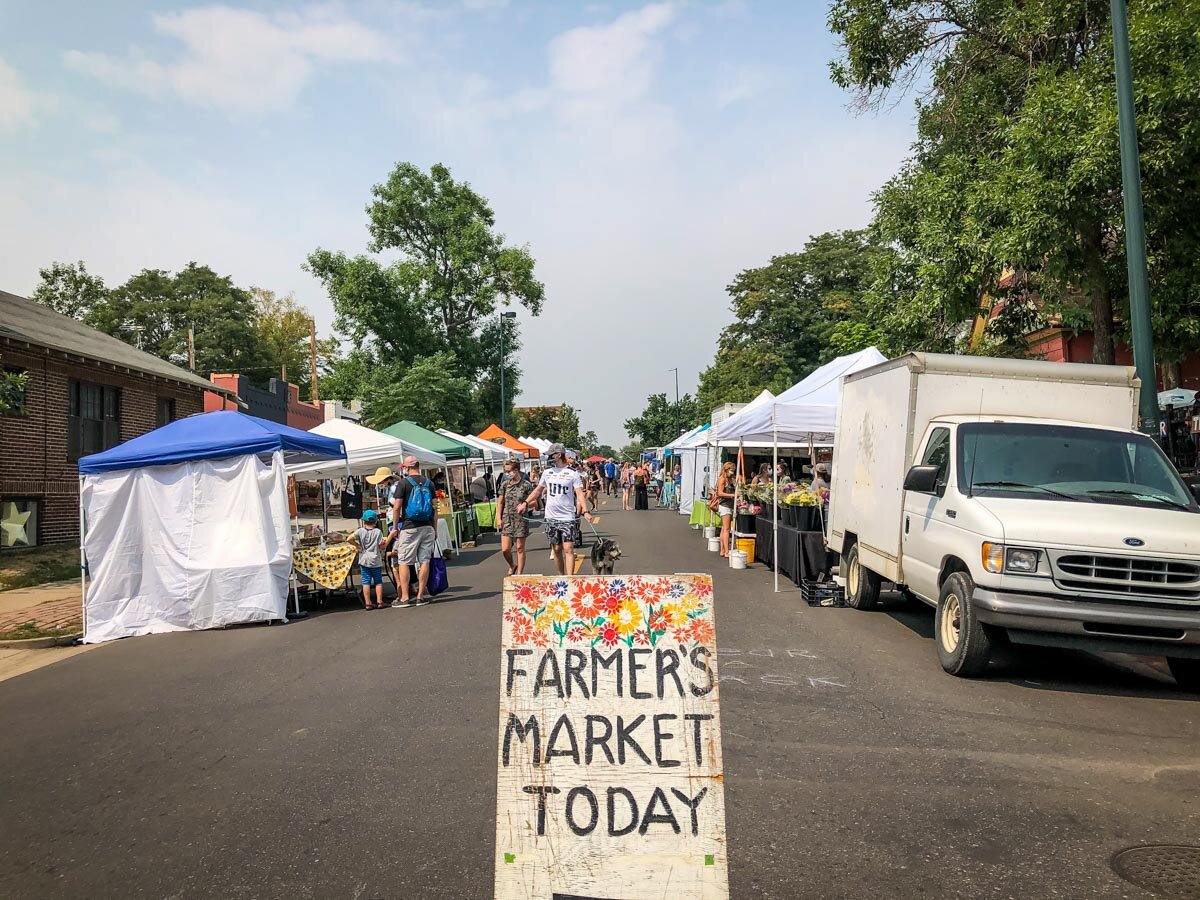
[293,543,357,589]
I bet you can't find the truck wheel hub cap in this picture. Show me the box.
[941,594,961,651]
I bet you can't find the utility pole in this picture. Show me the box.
[1110,0,1159,435]
[187,327,196,371]
[499,311,517,429]
[309,318,319,405]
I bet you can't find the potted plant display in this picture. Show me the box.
[783,486,823,531]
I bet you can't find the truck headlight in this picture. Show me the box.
[1005,547,1040,573]
[982,542,1004,573]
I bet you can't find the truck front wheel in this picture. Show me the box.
[935,572,994,677]
[1167,658,1200,692]
[845,543,881,611]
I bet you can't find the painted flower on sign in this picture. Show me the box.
[546,598,572,624]
[614,598,641,637]
[504,576,717,652]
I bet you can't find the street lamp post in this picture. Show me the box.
[1110,0,1159,435]
[668,367,680,439]
[499,311,517,430]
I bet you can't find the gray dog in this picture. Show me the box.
[589,537,622,575]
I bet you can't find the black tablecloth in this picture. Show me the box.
[754,516,837,585]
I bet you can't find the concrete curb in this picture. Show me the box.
[0,633,82,649]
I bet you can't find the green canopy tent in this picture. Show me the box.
[381,421,482,463]
[381,421,487,548]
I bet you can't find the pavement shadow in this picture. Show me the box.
[883,598,1194,699]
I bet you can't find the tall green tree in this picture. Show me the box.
[84,263,267,377]
[512,405,582,447]
[251,288,315,395]
[308,161,545,428]
[624,392,701,446]
[829,0,1200,377]
[31,261,107,321]
[363,351,474,431]
[697,230,885,412]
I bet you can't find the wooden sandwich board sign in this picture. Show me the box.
[495,574,729,900]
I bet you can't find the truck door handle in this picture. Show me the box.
[905,515,910,534]
[945,509,957,519]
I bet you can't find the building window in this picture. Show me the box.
[68,380,120,460]
[1,367,28,417]
[156,397,176,427]
[0,499,38,548]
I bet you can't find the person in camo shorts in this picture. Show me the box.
[518,443,593,576]
[497,457,532,576]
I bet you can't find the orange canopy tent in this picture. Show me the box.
[475,424,540,459]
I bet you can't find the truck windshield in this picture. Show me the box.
[957,422,1196,511]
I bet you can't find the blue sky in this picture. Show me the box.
[0,0,916,444]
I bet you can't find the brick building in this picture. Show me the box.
[1,290,234,547]
[204,374,322,430]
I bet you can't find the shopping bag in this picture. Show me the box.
[429,557,449,596]
[428,537,449,596]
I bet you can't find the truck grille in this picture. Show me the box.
[1052,553,1200,601]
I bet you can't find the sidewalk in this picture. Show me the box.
[0,581,92,684]
[0,581,82,632]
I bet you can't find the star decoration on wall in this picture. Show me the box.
[1,502,32,547]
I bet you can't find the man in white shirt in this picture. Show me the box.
[518,443,593,576]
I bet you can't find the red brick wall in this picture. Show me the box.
[286,383,323,431]
[1028,327,1200,391]
[0,340,203,546]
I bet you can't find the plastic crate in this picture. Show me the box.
[801,580,845,607]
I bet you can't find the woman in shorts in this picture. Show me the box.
[497,458,533,575]
[714,461,738,558]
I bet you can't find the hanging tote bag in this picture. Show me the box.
[428,533,449,597]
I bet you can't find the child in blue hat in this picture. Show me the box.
[353,509,385,609]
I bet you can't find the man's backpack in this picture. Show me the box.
[404,476,434,523]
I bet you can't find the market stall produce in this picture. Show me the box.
[710,347,886,591]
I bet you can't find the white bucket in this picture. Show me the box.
[704,526,718,539]
[707,536,721,552]
[730,550,748,570]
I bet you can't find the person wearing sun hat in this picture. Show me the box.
[365,465,397,527]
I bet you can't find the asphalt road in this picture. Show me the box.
[1,502,1197,899]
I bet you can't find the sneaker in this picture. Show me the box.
[392,599,414,609]
[414,597,430,607]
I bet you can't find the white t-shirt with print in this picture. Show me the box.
[539,467,583,522]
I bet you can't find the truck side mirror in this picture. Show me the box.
[904,464,941,494]
[1191,484,1200,504]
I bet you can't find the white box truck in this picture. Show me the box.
[827,353,1200,688]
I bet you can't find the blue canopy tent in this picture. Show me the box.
[79,410,345,474]
[78,412,347,643]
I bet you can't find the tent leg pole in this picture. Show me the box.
[322,479,329,532]
[773,420,779,594]
[79,476,87,639]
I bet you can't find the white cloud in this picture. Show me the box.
[714,64,774,109]
[550,3,675,110]
[64,4,389,114]
[0,57,37,130]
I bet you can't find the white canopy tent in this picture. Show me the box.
[709,347,888,592]
[706,390,778,448]
[287,418,449,534]
[521,437,553,455]
[671,423,711,516]
[712,347,886,445]
[287,418,446,481]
